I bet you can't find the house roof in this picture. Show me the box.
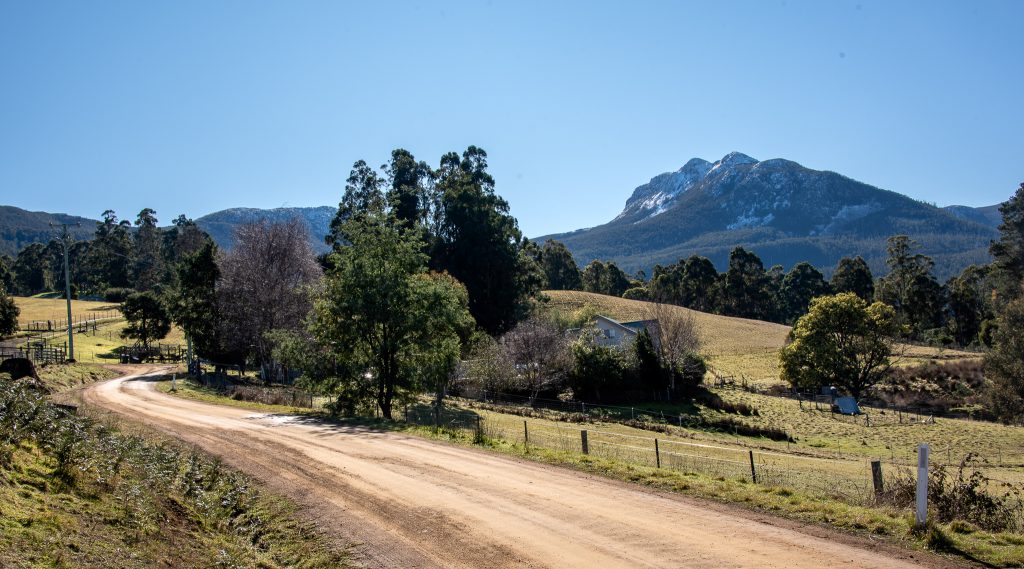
[595,315,658,336]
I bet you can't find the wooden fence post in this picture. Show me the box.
[581,430,589,454]
[523,420,529,446]
[916,444,929,528]
[655,438,661,468]
[748,450,757,484]
[871,460,884,496]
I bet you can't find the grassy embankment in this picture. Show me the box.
[0,366,350,568]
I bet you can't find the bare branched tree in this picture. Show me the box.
[646,302,702,385]
[500,315,571,403]
[218,218,322,377]
[459,338,514,396]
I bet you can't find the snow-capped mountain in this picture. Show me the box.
[539,152,1001,279]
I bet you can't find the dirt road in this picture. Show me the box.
[83,369,950,569]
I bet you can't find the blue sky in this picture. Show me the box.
[1,0,1021,237]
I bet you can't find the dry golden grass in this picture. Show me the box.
[542,290,789,353]
[13,296,120,326]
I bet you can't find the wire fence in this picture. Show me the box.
[404,403,894,505]
[403,401,1022,507]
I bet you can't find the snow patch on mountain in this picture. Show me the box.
[812,202,882,235]
[727,211,775,230]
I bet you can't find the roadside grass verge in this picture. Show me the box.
[156,376,323,415]
[158,382,1024,567]
[35,363,121,392]
[0,378,350,569]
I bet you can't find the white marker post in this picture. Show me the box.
[171,373,177,392]
[916,443,929,528]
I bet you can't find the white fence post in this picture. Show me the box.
[916,443,929,528]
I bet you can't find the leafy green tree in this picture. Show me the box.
[633,328,667,391]
[581,260,631,297]
[539,240,581,290]
[430,146,537,335]
[720,247,772,320]
[312,213,474,419]
[984,184,1024,422]
[568,336,626,401]
[167,241,223,361]
[831,256,874,301]
[121,291,172,352]
[163,215,212,265]
[680,256,719,312]
[986,294,1024,423]
[0,255,14,293]
[780,262,831,323]
[0,286,18,337]
[876,235,944,335]
[946,265,991,347]
[989,182,1024,303]
[780,293,899,398]
[132,208,165,291]
[90,210,132,290]
[13,243,49,295]
[326,160,386,249]
[383,148,431,228]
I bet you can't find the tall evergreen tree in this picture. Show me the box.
[780,262,831,323]
[946,265,990,347]
[720,247,772,320]
[132,208,165,291]
[90,210,132,290]
[876,235,944,335]
[539,240,581,290]
[13,243,48,295]
[430,146,537,335]
[120,291,171,352]
[831,256,874,301]
[990,182,1024,304]
[680,256,719,312]
[167,241,223,360]
[383,148,431,228]
[0,284,18,337]
[581,260,630,297]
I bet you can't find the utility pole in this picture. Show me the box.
[50,222,80,362]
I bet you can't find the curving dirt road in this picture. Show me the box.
[82,369,954,569]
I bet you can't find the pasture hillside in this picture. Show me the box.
[540,290,979,386]
[13,296,120,326]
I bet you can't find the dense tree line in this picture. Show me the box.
[553,238,991,348]
[326,147,541,336]
[5,209,210,299]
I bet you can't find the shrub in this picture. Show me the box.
[878,454,1022,532]
[674,353,707,392]
[872,360,988,417]
[622,287,649,300]
[103,287,135,302]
